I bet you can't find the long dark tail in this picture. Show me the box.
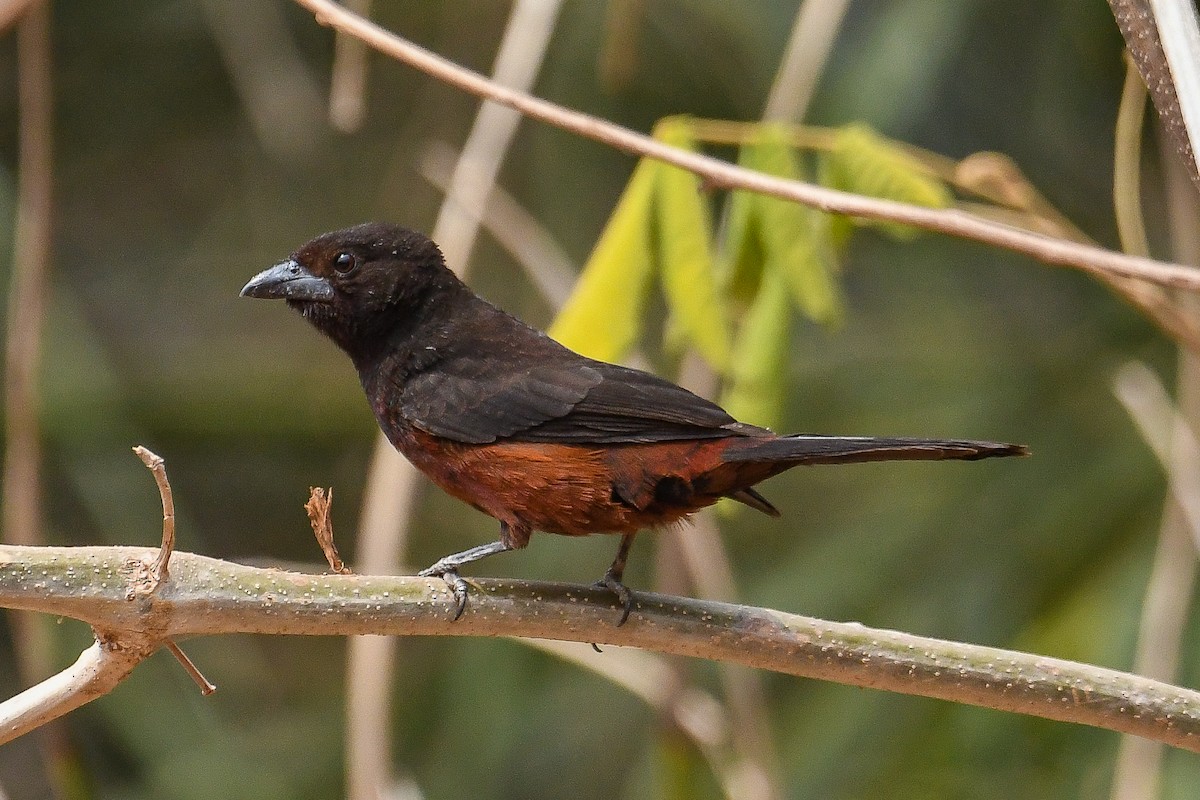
[718,434,1028,516]
[724,434,1028,465]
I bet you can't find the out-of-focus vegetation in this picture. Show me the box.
[0,1,1192,798]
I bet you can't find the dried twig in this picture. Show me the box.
[129,446,214,695]
[198,0,324,161]
[1110,138,1200,800]
[291,0,1200,292]
[761,0,851,122]
[164,642,216,696]
[419,141,577,308]
[305,487,350,574]
[132,446,175,583]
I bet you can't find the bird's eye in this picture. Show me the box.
[333,252,357,275]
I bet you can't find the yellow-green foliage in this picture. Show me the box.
[654,118,732,372]
[719,262,793,429]
[552,118,951,430]
[548,159,658,361]
[823,123,952,240]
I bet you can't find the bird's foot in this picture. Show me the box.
[595,569,635,626]
[418,562,470,620]
[417,539,516,621]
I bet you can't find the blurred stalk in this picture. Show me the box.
[1111,359,1200,800]
[761,0,850,122]
[1096,54,1200,354]
[1109,96,1200,800]
[329,0,371,132]
[419,141,576,308]
[198,0,324,162]
[1114,55,1150,258]
[0,0,37,33]
[345,4,564,799]
[659,4,858,797]
[3,3,68,798]
[599,0,644,92]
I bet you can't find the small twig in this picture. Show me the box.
[132,446,175,583]
[292,0,1200,293]
[305,487,350,574]
[130,447,215,698]
[164,641,216,696]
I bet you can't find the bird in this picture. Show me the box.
[241,222,1027,623]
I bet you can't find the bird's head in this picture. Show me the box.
[241,222,463,354]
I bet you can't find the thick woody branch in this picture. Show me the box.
[292,0,1200,292]
[1,544,1199,752]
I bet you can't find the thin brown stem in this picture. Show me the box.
[132,446,175,582]
[291,0,1200,292]
[164,642,216,696]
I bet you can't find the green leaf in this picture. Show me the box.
[825,123,952,239]
[719,145,768,304]
[654,117,732,372]
[744,125,842,325]
[549,158,659,361]
[719,261,793,430]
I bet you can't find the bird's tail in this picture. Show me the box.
[723,434,1028,466]
[715,434,1027,517]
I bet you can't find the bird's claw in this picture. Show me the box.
[419,563,470,621]
[595,571,635,626]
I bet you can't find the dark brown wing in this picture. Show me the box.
[397,306,764,445]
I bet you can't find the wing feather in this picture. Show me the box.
[397,317,762,444]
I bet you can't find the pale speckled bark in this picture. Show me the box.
[2,544,1200,752]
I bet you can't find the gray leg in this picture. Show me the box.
[597,533,637,626]
[419,537,515,620]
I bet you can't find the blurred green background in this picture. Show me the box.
[0,1,1192,798]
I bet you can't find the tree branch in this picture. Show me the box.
[2,543,1200,752]
[0,635,156,743]
[291,0,1200,292]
